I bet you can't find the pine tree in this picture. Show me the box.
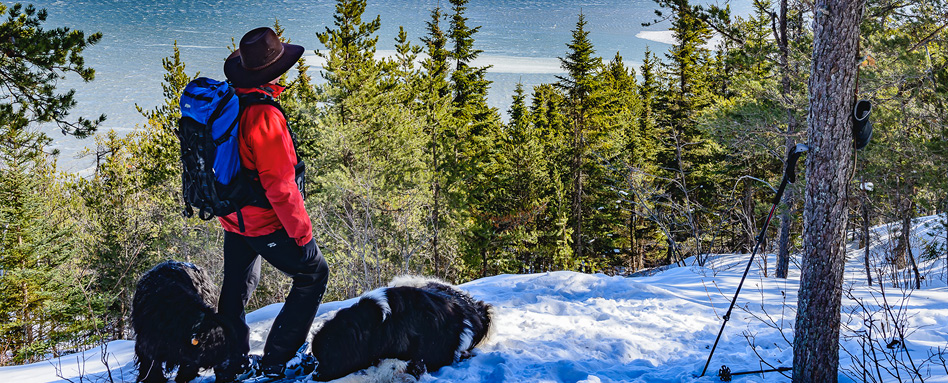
[445,0,504,277]
[555,13,606,267]
[792,0,866,378]
[316,0,384,129]
[0,146,91,364]
[0,4,104,363]
[313,0,431,295]
[652,0,721,263]
[493,83,548,272]
[419,7,456,276]
[529,84,573,270]
[0,4,104,140]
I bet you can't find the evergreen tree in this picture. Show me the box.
[792,0,865,378]
[0,3,104,141]
[555,13,608,267]
[78,131,163,340]
[651,0,721,262]
[316,0,385,128]
[0,147,92,364]
[447,0,492,123]
[419,7,457,276]
[313,0,430,296]
[601,52,657,271]
[497,83,549,271]
[134,42,193,188]
[445,0,504,277]
[529,84,573,270]
[0,3,104,364]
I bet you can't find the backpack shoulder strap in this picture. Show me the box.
[237,93,301,157]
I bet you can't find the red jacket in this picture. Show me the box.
[218,84,313,246]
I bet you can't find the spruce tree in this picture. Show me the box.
[651,0,720,262]
[0,146,90,364]
[446,0,504,277]
[420,7,456,276]
[555,13,606,267]
[313,0,430,294]
[0,4,104,363]
[529,84,573,270]
[135,42,194,188]
[498,83,549,271]
[447,0,492,122]
[316,0,384,128]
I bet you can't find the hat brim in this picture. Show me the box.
[224,43,305,88]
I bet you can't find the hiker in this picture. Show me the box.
[214,27,329,382]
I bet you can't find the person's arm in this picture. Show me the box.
[245,104,313,246]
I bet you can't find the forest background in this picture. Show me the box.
[0,0,945,367]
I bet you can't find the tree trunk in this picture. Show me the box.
[792,0,864,380]
[629,200,636,273]
[743,178,756,253]
[776,187,793,278]
[895,199,911,270]
[901,197,923,289]
[571,113,585,261]
[775,0,797,280]
[433,171,441,275]
[862,188,872,286]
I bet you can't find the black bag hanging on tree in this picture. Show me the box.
[853,99,872,150]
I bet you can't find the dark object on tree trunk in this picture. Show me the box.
[852,99,872,150]
[718,365,793,381]
[699,144,808,377]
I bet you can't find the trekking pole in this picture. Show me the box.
[699,143,809,377]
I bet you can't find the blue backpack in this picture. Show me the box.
[177,77,305,231]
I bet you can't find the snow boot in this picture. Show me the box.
[260,342,317,379]
[215,354,261,382]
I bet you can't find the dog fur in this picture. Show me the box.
[309,277,492,381]
[131,260,228,383]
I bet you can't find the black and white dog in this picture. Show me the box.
[309,277,493,381]
[131,260,228,383]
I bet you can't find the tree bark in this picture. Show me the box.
[571,112,585,261]
[792,0,865,380]
[776,187,793,278]
[775,0,798,280]
[862,186,872,286]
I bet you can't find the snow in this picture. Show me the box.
[3,215,948,383]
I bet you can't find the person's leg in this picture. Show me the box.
[243,229,329,368]
[217,231,262,361]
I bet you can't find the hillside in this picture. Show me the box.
[2,216,947,383]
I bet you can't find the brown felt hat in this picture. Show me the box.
[224,27,304,88]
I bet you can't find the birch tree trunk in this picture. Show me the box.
[792,0,865,379]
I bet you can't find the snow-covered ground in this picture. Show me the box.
[3,215,948,383]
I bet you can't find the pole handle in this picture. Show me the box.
[785,143,808,184]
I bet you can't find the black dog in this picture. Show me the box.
[132,260,228,383]
[309,277,492,381]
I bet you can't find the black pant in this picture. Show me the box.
[218,229,329,366]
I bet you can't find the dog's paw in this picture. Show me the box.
[406,359,426,379]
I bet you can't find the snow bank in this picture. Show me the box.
[3,215,947,382]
